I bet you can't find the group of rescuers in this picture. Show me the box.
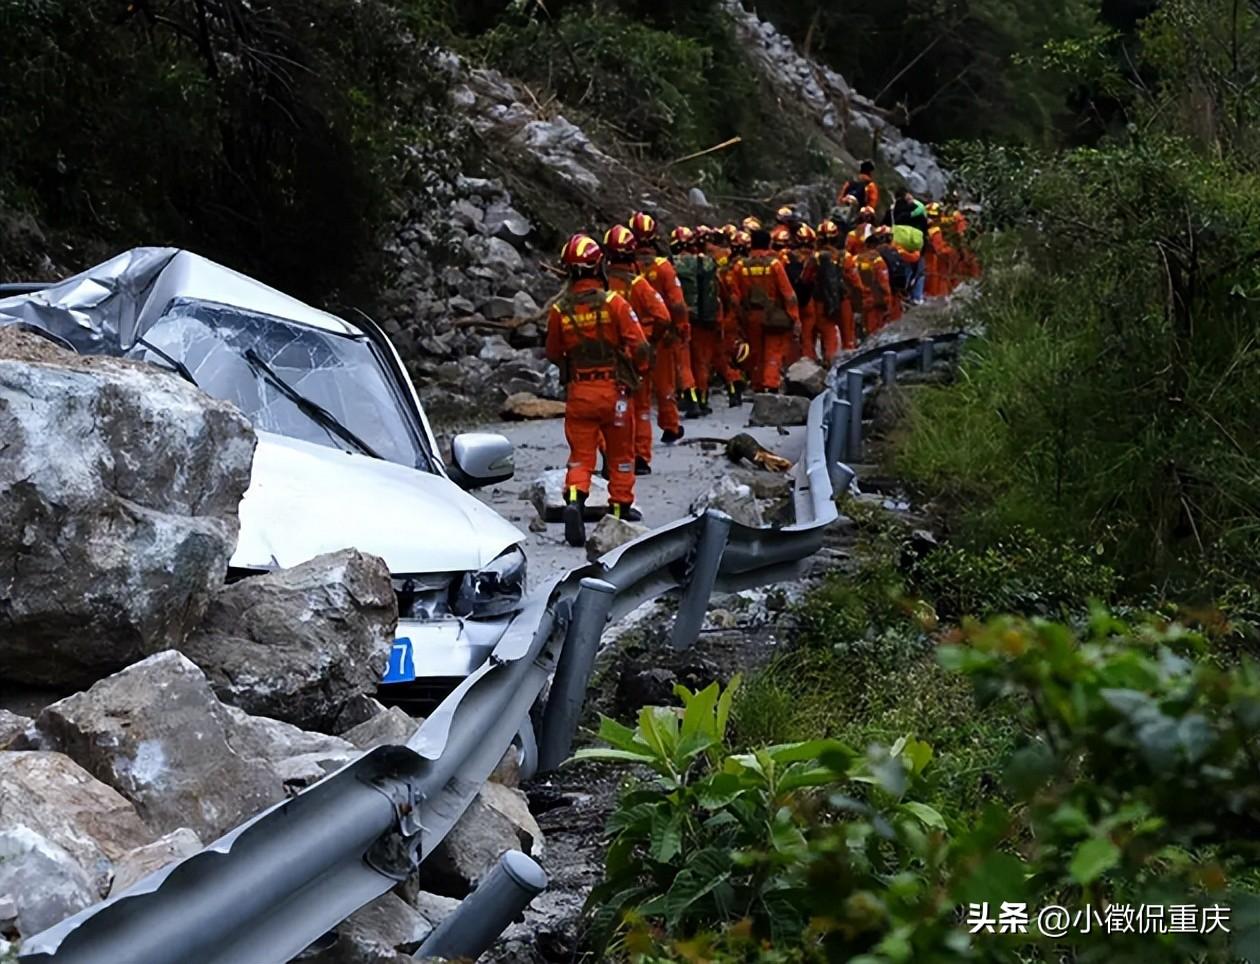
[545,160,979,547]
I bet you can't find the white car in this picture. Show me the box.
[0,248,525,711]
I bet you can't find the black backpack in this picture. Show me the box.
[816,252,844,315]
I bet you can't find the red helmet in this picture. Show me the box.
[770,224,792,248]
[629,211,657,242]
[741,215,762,233]
[732,230,752,254]
[817,219,841,241]
[858,206,876,223]
[669,225,696,252]
[694,223,713,240]
[603,223,637,257]
[560,233,604,270]
[776,204,799,224]
[793,223,817,246]
[721,223,739,241]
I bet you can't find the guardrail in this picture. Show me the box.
[18,331,963,964]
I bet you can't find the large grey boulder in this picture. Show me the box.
[748,392,810,427]
[31,651,286,841]
[0,330,256,688]
[783,357,828,397]
[0,827,96,938]
[690,475,764,528]
[419,786,544,897]
[0,710,31,750]
[181,549,397,732]
[303,893,433,964]
[221,705,358,792]
[585,514,649,561]
[0,751,153,899]
[341,707,421,752]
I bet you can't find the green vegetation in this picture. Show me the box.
[583,616,1260,962]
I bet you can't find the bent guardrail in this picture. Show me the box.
[19,331,963,964]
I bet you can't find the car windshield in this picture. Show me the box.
[129,297,431,471]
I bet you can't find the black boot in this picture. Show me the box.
[661,426,685,445]
[728,382,744,408]
[611,502,643,522]
[699,390,713,416]
[598,454,610,481]
[562,486,587,548]
[682,388,703,420]
[634,456,652,476]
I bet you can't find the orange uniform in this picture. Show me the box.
[732,248,800,391]
[636,252,691,432]
[845,225,871,256]
[853,248,893,334]
[605,264,670,465]
[545,278,648,505]
[808,245,850,359]
[924,224,955,299]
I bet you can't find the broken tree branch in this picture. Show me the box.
[665,136,742,168]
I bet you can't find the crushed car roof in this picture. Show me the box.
[0,247,357,353]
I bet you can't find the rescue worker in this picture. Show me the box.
[846,206,877,255]
[770,223,793,259]
[629,212,697,436]
[733,228,800,392]
[872,224,905,323]
[923,202,955,299]
[545,234,650,547]
[839,160,880,213]
[701,225,745,407]
[853,232,893,334]
[672,226,723,415]
[603,223,671,476]
[786,221,818,368]
[889,190,928,304]
[948,204,981,281]
[812,219,852,356]
[727,229,754,395]
[741,215,763,234]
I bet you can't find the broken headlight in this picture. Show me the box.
[450,547,527,618]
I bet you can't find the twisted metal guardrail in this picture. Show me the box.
[18,332,962,964]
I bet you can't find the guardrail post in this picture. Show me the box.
[880,350,897,386]
[919,339,934,373]
[671,509,732,652]
[414,851,547,961]
[537,577,616,772]
[845,369,864,463]
[827,398,849,479]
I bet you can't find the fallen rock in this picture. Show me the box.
[0,751,153,899]
[341,707,420,752]
[0,330,256,689]
[419,788,543,897]
[728,468,793,500]
[222,706,358,792]
[333,695,389,735]
[784,357,828,397]
[524,469,609,521]
[748,393,811,427]
[0,827,96,938]
[181,549,396,732]
[303,892,433,964]
[479,782,544,859]
[585,514,649,561]
[109,828,203,896]
[488,745,521,789]
[32,651,286,841]
[0,710,31,750]
[690,475,764,528]
[501,392,566,420]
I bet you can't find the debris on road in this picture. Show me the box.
[501,391,566,420]
[748,392,810,427]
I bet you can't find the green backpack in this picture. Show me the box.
[675,254,720,327]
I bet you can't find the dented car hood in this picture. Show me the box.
[233,432,522,574]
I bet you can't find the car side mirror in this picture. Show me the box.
[449,432,515,489]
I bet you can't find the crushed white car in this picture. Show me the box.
[0,247,524,710]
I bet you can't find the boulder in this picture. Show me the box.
[478,782,543,859]
[783,357,828,397]
[0,827,96,938]
[304,893,433,964]
[690,474,764,528]
[0,330,256,688]
[0,709,31,750]
[524,469,609,521]
[585,515,649,561]
[31,651,286,841]
[483,237,524,274]
[180,549,397,732]
[728,468,793,501]
[501,392,566,420]
[222,706,358,792]
[333,695,389,735]
[512,290,540,317]
[478,333,517,362]
[0,751,153,899]
[748,392,810,427]
[109,828,203,896]
[341,707,420,752]
[481,296,519,321]
[420,787,542,897]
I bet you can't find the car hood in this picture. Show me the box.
[232,432,523,573]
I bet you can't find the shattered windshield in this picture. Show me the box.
[129,298,431,471]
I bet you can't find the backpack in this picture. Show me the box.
[815,251,844,315]
[892,224,923,253]
[675,254,720,327]
[741,256,793,331]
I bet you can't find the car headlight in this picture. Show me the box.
[450,546,527,618]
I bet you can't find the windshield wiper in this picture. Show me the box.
[241,348,382,461]
[137,337,198,387]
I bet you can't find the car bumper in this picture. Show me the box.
[380,614,514,682]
